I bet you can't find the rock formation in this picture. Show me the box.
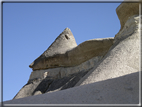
[12,32,114,99]
[4,72,139,104]
[75,15,140,86]
[29,29,113,71]
[116,2,139,32]
[75,2,140,86]
[3,1,141,104]
[29,27,77,70]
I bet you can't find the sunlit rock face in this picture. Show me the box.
[29,28,77,70]
[75,1,140,86]
[7,1,140,104]
[115,1,140,42]
[116,2,139,32]
[28,37,114,80]
[4,72,139,104]
[13,32,114,99]
[75,15,140,86]
[29,29,114,71]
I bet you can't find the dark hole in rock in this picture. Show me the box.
[65,35,70,40]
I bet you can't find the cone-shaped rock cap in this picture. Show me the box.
[29,28,77,70]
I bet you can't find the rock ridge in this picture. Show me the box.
[9,1,140,104]
[13,34,114,99]
[30,37,114,71]
[29,27,77,70]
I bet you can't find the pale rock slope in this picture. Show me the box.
[4,72,139,104]
[12,30,113,100]
[76,15,140,86]
[3,1,141,105]
[75,2,140,86]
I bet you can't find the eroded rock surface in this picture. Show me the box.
[10,1,140,104]
[29,28,77,70]
[75,7,140,87]
[29,37,114,70]
[13,78,42,99]
[13,69,90,99]
[5,72,139,104]
[115,1,139,38]
[28,55,103,81]
[13,35,114,100]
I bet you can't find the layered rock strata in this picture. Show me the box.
[29,30,113,71]
[29,37,113,81]
[9,1,140,104]
[29,55,103,81]
[13,26,114,99]
[29,28,77,70]
[13,35,114,99]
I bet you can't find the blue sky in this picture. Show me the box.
[2,1,122,102]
